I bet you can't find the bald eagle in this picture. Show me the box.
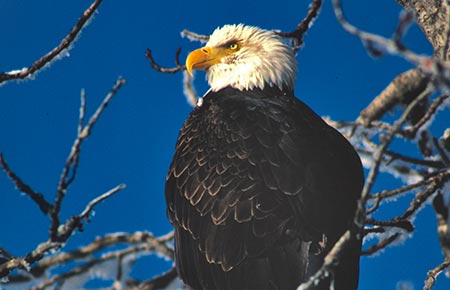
[165,24,363,290]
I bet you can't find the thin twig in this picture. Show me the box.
[424,258,450,290]
[392,11,414,46]
[276,0,323,51]
[78,89,86,135]
[398,178,444,220]
[181,29,209,42]
[433,136,450,166]
[365,218,413,232]
[0,0,103,85]
[361,233,401,256]
[145,48,186,73]
[366,170,449,214]
[371,170,448,200]
[0,248,14,260]
[56,184,126,242]
[132,267,178,290]
[357,148,445,169]
[0,153,52,215]
[79,184,126,221]
[403,94,449,139]
[363,227,385,235]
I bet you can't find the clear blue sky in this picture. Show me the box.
[0,0,445,289]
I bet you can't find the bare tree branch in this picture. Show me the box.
[7,231,174,284]
[0,78,126,280]
[181,29,209,42]
[332,0,450,91]
[50,77,126,242]
[433,136,450,166]
[30,244,149,290]
[424,258,450,290]
[0,0,103,85]
[361,233,401,256]
[357,147,445,169]
[358,68,429,126]
[80,185,126,221]
[0,154,52,215]
[57,184,126,243]
[276,0,323,51]
[145,48,186,73]
[403,94,449,138]
[432,192,450,261]
[129,267,178,290]
[365,218,413,232]
[396,0,450,60]
[362,86,432,203]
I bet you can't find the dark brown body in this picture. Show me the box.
[165,86,364,290]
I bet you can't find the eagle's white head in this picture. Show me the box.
[186,24,297,92]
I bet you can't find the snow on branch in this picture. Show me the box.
[0,0,103,86]
[6,231,174,289]
[332,0,450,92]
[0,77,126,281]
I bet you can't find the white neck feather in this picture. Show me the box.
[205,24,297,92]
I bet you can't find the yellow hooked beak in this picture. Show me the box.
[185,47,228,76]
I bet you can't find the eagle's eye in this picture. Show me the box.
[229,43,238,50]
